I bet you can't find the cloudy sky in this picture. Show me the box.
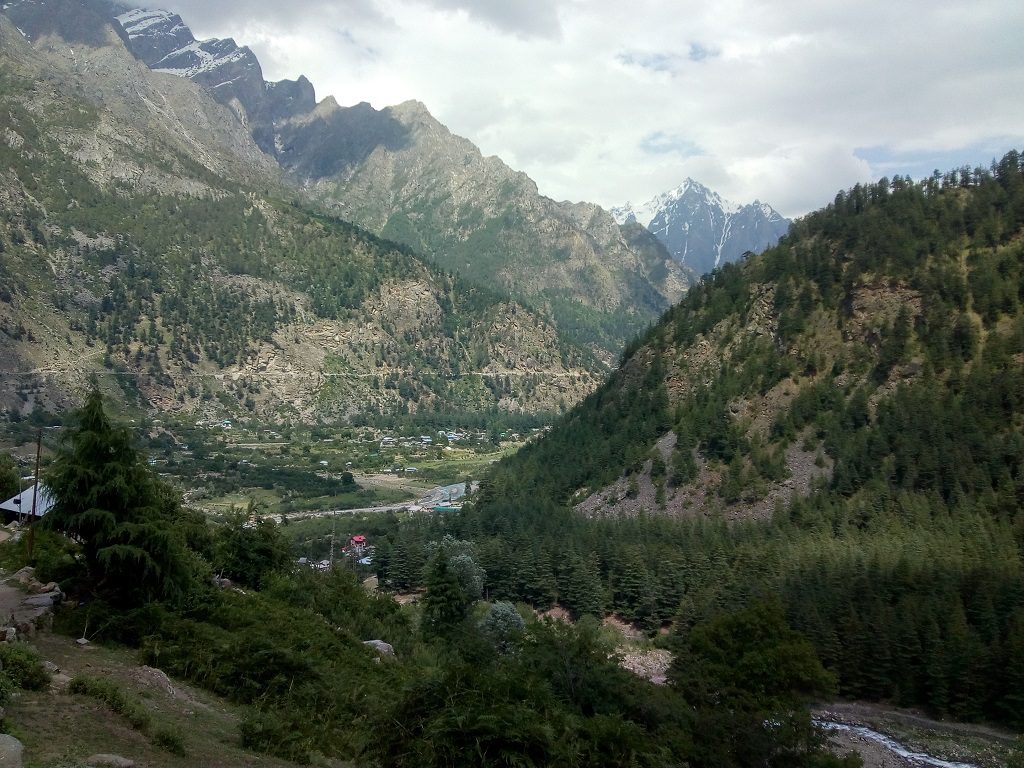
[161,0,1023,218]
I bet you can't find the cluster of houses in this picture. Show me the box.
[378,429,493,451]
[296,533,374,572]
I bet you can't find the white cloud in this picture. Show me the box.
[160,0,1024,218]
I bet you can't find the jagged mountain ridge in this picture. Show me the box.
[0,5,602,421]
[101,2,690,359]
[114,6,317,154]
[613,178,790,276]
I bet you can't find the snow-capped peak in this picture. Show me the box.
[613,179,791,276]
[116,7,176,34]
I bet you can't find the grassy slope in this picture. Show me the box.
[5,632,317,768]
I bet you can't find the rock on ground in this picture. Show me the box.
[0,734,23,768]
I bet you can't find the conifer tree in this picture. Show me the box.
[421,548,468,639]
[45,388,195,606]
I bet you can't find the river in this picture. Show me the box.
[816,720,978,768]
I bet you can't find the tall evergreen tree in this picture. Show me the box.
[420,548,468,639]
[45,388,195,606]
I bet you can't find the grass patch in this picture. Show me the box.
[68,675,152,731]
[68,674,191,755]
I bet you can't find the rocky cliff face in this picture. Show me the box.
[280,98,690,357]
[114,6,317,153]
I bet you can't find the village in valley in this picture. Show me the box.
[0,414,543,578]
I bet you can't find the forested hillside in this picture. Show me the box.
[0,389,861,767]
[422,152,1024,727]
[0,13,601,423]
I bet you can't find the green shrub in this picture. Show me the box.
[152,725,186,755]
[0,643,50,691]
[240,709,312,764]
[0,529,81,585]
[0,671,15,708]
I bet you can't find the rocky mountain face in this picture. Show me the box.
[274,97,690,357]
[102,3,689,359]
[0,4,602,422]
[113,6,317,154]
[612,179,790,277]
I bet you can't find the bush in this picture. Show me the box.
[0,672,14,708]
[240,709,312,764]
[0,644,50,691]
[0,530,81,586]
[478,601,526,654]
[152,725,187,756]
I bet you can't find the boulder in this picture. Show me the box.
[22,591,60,608]
[49,672,72,694]
[363,639,394,656]
[0,734,23,768]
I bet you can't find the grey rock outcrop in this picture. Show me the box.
[363,639,395,657]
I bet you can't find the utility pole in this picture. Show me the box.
[27,428,41,559]
[328,513,336,568]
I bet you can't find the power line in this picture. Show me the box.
[0,369,584,379]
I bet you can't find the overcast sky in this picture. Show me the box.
[160,0,1024,218]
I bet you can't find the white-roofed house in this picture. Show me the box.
[0,483,56,521]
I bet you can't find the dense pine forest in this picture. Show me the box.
[373,152,1024,728]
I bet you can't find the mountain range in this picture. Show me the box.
[0,0,792,425]
[102,2,690,359]
[613,179,791,276]
[0,2,603,422]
